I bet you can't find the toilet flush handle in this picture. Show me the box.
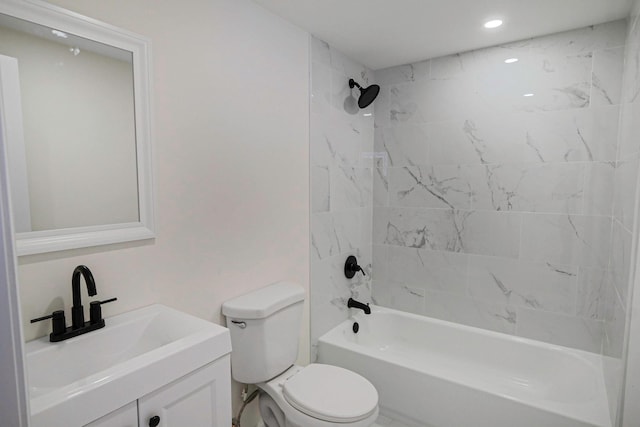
[231,320,247,329]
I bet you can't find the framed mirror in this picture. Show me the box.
[0,0,154,256]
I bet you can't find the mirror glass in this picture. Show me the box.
[0,13,139,233]
[0,0,154,256]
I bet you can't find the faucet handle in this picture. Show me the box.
[89,297,117,324]
[31,310,67,336]
[345,255,366,278]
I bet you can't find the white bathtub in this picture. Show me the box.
[317,305,611,427]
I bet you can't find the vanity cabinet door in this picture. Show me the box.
[138,356,231,427]
[84,401,138,427]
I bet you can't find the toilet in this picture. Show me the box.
[222,281,379,427]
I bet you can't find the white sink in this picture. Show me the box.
[26,304,231,426]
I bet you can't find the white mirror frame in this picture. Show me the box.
[0,0,155,256]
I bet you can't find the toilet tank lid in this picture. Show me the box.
[222,281,305,320]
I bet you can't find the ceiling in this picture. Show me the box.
[252,0,633,70]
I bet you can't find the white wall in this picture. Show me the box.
[17,0,310,423]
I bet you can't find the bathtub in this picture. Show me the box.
[317,305,611,427]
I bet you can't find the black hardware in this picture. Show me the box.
[71,265,97,329]
[348,78,380,108]
[31,266,118,342]
[90,298,118,324]
[344,255,366,279]
[30,310,66,337]
[347,298,371,315]
[149,415,160,427]
[30,307,106,342]
[353,322,360,334]
[50,319,106,342]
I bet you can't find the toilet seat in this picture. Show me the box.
[282,364,378,423]
[259,364,379,427]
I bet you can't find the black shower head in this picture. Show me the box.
[349,78,380,109]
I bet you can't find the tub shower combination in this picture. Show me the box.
[318,306,611,427]
[310,27,630,423]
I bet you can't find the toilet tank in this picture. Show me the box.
[222,281,305,384]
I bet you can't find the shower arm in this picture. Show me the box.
[348,79,362,90]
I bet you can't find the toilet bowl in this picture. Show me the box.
[222,282,379,427]
[258,365,378,427]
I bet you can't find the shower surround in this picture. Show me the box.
[310,13,640,427]
[310,36,375,358]
[372,20,628,354]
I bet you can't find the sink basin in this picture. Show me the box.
[26,304,231,426]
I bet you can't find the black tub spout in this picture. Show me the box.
[347,298,371,315]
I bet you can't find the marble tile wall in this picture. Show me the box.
[310,36,374,360]
[372,20,628,353]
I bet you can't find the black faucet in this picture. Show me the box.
[30,265,117,342]
[347,298,371,315]
[72,265,97,329]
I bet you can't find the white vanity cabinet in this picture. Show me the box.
[27,305,232,427]
[84,357,231,427]
[138,357,231,427]
[85,402,138,427]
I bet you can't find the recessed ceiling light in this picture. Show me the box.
[523,93,535,97]
[504,58,519,64]
[484,19,503,29]
[51,29,68,38]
